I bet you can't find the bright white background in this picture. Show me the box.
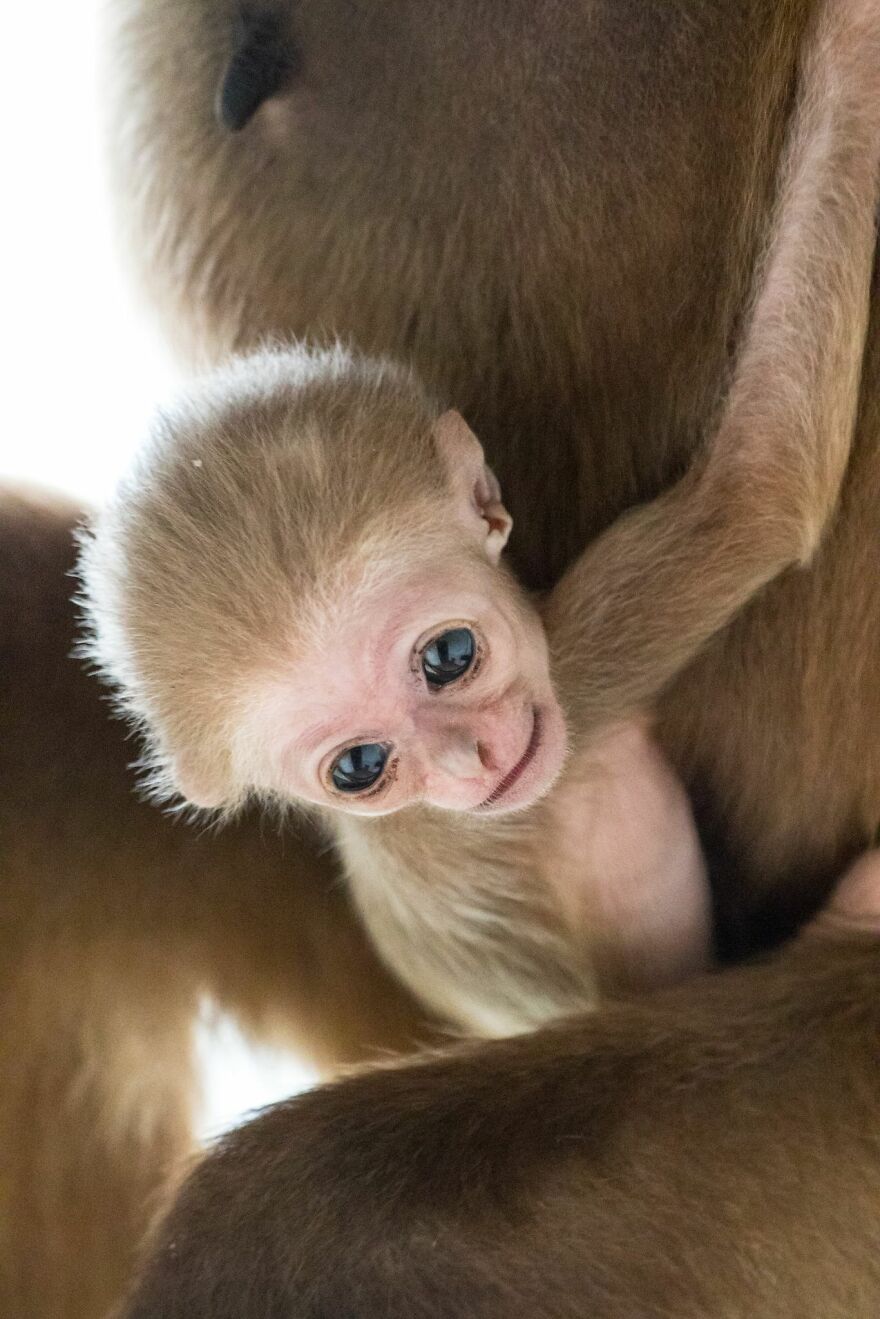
[1,2,314,1140]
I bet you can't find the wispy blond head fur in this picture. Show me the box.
[77,344,456,807]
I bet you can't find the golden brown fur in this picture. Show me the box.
[107,0,804,583]
[108,6,880,1309]
[124,937,880,1319]
[76,349,451,809]
[104,0,880,930]
[81,339,713,1034]
[4,0,880,1311]
[91,35,880,1025]
[0,491,433,1319]
[78,350,609,1036]
[548,0,880,733]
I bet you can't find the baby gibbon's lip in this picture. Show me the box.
[478,708,542,808]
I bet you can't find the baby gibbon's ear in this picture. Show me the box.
[431,410,512,562]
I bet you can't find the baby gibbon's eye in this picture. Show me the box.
[421,627,476,687]
[330,743,389,793]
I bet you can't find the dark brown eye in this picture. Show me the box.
[330,743,389,793]
[422,627,476,687]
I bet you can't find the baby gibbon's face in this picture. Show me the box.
[242,559,568,817]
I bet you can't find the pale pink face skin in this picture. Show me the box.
[244,559,569,818]
[172,411,569,815]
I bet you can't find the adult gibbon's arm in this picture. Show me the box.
[546,0,880,738]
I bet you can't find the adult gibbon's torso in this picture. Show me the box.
[111,0,880,952]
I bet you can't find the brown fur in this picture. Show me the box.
[0,491,434,1319]
[4,0,880,1311]
[81,0,879,1048]
[79,352,610,1036]
[547,0,880,733]
[123,937,880,1319]
[108,5,880,1311]
[104,0,880,931]
[76,351,452,809]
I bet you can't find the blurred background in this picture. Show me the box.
[1,1,314,1139]
[0,4,174,502]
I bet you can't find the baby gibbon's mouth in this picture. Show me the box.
[478,708,542,808]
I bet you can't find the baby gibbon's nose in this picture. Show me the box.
[429,728,488,781]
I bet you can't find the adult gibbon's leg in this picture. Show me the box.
[122,936,880,1319]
